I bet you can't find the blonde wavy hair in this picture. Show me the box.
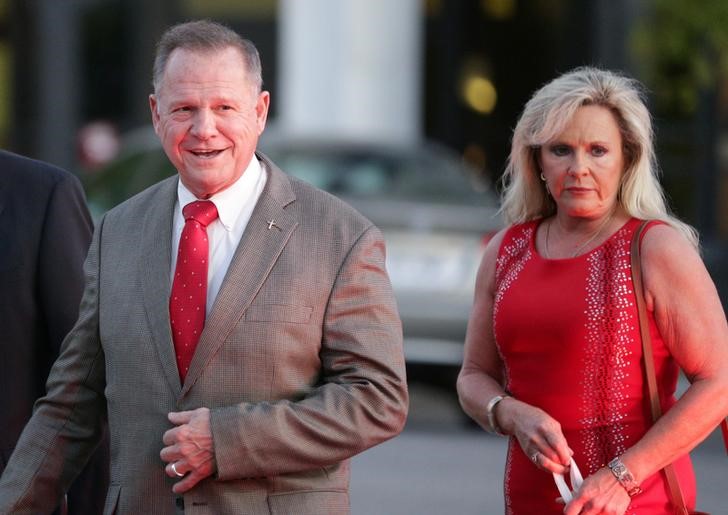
[500,66,698,248]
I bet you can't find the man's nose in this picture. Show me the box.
[190,110,217,139]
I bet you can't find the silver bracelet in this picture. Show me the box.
[607,457,642,497]
[485,394,510,435]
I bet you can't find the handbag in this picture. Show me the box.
[631,220,728,515]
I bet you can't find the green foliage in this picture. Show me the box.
[631,0,728,116]
[83,146,175,218]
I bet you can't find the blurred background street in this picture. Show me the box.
[4,0,728,304]
[351,381,727,514]
[5,2,728,299]
[5,0,728,306]
[0,1,727,511]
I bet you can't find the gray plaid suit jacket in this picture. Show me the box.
[0,153,408,515]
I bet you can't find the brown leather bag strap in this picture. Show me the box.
[630,220,690,515]
[631,222,662,421]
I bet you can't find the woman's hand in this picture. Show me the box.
[498,398,573,475]
[563,467,630,514]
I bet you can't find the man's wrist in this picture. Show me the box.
[607,457,642,497]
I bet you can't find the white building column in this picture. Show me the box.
[278,0,423,145]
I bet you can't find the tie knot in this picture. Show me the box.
[183,200,219,227]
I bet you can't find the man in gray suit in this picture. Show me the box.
[0,20,407,514]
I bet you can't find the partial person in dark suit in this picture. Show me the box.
[0,150,108,514]
[0,20,407,514]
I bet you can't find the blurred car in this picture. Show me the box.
[262,138,502,368]
[82,127,503,368]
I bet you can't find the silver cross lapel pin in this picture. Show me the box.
[266,219,280,231]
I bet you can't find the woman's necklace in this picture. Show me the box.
[544,211,615,258]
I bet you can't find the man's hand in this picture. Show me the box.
[160,407,217,494]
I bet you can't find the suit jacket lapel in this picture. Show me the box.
[139,176,181,395]
[182,154,298,395]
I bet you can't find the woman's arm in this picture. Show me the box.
[457,229,506,420]
[624,224,728,481]
[457,228,572,474]
[565,223,728,514]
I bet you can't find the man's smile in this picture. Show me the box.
[189,149,225,159]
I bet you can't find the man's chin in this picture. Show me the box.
[181,176,235,199]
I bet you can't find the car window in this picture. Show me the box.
[266,147,489,205]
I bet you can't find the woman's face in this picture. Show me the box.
[539,104,625,219]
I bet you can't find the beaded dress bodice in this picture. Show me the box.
[492,218,694,514]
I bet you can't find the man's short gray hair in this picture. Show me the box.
[152,20,263,93]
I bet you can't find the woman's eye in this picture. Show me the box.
[591,146,607,156]
[550,145,570,157]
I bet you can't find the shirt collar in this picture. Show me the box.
[176,156,264,232]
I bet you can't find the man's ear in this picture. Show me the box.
[149,94,160,134]
[255,91,270,135]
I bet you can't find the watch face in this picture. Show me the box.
[609,458,627,477]
[608,458,642,496]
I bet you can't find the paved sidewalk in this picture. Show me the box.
[351,383,727,514]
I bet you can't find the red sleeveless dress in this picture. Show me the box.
[493,218,695,514]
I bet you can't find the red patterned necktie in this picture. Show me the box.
[170,200,219,382]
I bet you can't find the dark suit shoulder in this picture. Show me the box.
[0,149,83,194]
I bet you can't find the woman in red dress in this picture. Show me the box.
[458,67,728,514]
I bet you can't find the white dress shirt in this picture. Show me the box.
[171,156,267,315]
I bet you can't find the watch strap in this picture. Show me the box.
[608,457,642,497]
